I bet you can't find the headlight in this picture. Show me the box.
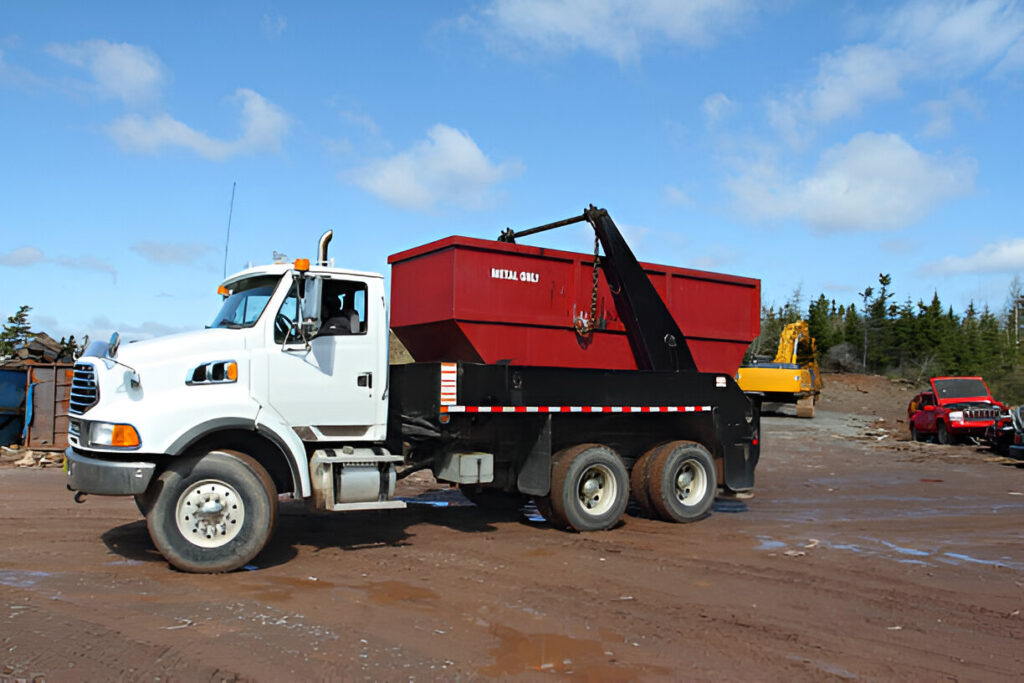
[90,422,141,448]
[948,411,964,422]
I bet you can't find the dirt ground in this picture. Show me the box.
[1,373,1022,681]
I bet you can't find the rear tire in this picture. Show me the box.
[629,443,666,518]
[146,450,277,573]
[547,444,629,532]
[910,424,921,442]
[647,441,716,523]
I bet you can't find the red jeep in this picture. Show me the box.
[907,376,1002,445]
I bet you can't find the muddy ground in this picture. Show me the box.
[1,373,1022,681]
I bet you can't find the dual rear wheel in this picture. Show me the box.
[538,441,717,531]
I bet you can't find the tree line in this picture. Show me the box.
[748,275,1024,403]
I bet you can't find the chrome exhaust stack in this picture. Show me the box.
[317,230,333,265]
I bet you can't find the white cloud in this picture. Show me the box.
[727,132,975,232]
[0,246,46,266]
[339,110,381,137]
[925,238,1024,274]
[46,39,165,105]
[0,246,117,282]
[768,43,905,146]
[350,124,523,211]
[884,0,1024,75]
[262,13,288,38]
[768,1,1024,142]
[131,241,215,265]
[82,315,194,342]
[478,0,754,62]
[663,185,694,206]
[919,89,982,137]
[702,92,735,124]
[57,255,118,283]
[106,89,289,160]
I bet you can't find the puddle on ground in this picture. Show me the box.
[480,625,620,678]
[362,579,439,606]
[756,536,787,550]
[0,570,50,588]
[751,534,1024,572]
[713,499,748,513]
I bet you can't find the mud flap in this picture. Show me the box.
[516,415,551,496]
[724,397,760,491]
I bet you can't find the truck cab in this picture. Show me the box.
[66,253,400,572]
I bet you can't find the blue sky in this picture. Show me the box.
[2,1,1023,343]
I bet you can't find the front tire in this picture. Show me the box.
[546,444,629,532]
[146,450,277,573]
[937,422,951,445]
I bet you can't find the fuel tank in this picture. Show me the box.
[387,236,760,375]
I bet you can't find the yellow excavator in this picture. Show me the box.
[736,320,822,418]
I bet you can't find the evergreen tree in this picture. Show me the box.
[807,294,833,356]
[0,305,32,357]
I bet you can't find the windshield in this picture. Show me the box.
[210,275,281,329]
[933,378,990,400]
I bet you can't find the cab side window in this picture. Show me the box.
[273,282,300,344]
[319,280,368,336]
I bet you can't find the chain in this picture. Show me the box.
[575,234,601,336]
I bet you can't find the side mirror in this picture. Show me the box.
[924,405,935,412]
[300,317,321,338]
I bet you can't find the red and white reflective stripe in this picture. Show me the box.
[440,405,712,414]
[440,362,458,406]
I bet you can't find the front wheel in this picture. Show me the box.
[545,444,629,532]
[936,422,951,445]
[146,450,278,573]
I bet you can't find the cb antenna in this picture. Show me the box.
[223,181,236,278]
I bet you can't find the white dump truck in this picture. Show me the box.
[65,207,761,573]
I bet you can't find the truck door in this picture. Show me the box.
[264,277,380,434]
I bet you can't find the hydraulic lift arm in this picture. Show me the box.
[498,205,698,373]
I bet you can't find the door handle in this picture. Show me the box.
[357,372,372,388]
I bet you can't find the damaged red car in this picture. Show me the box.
[907,376,1002,445]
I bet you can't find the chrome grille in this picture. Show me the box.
[69,363,99,415]
[964,407,999,420]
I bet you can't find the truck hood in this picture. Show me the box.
[104,328,248,367]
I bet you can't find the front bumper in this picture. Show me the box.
[65,447,156,495]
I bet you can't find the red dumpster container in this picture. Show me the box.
[388,236,760,375]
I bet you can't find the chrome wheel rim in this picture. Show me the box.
[673,459,708,506]
[176,479,244,548]
[577,464,616,516]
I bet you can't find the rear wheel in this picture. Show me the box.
[629,443,666,518]
[146,450,277,573]
[910,424,921,442]
[546,444,629,532]
[647,441,716,523]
